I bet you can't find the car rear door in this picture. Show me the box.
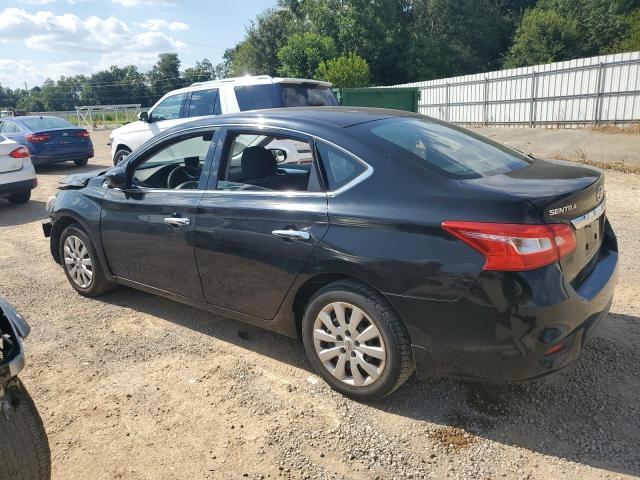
[100,127,219,300]
[194,127,329,320]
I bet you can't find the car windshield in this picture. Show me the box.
[20,117,74,130]
[353,117,531,179]
[234,83,338,111]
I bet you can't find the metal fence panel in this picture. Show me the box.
[389,51,640,127]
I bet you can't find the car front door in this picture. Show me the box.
[100,128,218,300]
[194,128,329,319]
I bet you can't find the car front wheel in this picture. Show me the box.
[59,224,115,297]
[302,280,414,401]
[113,148,131,166]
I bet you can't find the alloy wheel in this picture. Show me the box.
[312,302,386,386]
[63,235,93,288]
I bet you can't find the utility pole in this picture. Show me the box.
[24,82,28,91]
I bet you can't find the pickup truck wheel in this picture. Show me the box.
[7,190,31,204]
[73,157,88,167]
[59,224,115,297]
[113,148,131,166]
[0,381,51,480]
[302,280,414,401]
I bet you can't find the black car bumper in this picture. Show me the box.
[389,221,619,381]
[0,299,29,397]
[31,148,94,165]
[0,179,37,197]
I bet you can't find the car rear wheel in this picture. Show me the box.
[7,190,31,204]
[302,280,414,401]
[59,224,115,297]
[113,148,131,166]
[74,157,88,167]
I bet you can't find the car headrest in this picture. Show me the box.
[241,146,277,179]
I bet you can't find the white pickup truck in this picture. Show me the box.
[109,75,337,165]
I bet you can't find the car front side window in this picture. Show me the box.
[132,131,215,190]
[149,93,186,122]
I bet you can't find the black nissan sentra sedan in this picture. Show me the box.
[43,107,617,400]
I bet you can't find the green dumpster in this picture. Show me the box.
[336,87,419,112]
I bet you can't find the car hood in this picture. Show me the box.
[112,120,145,136]
[59,168,108,189]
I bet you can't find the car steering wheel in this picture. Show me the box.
[167,165,200,189]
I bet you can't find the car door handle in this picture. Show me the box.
[271,229,310,241]
[164,217,190,227]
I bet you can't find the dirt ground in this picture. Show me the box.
[0,129,639,480]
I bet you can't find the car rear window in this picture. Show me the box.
[235,84,338,111]
[19,117,74,130]
[353,117,531,179]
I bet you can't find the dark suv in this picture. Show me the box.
[44,107,618,400]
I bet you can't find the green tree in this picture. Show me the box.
[503,9,581,68]
[227,8,301,76]
[315,52,370,87]
[608,8,640,52]
[147,53,183,101]
[277,32,337,78]
[183,58,215,84]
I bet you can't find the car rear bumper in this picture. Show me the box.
[389,220,619,381]
[0,179,37,196]
[31,148,94,165]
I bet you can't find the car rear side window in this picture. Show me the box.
[315,141,366,191]
[355,117,530,179]
[0,121,20,133]
[187,89,221,117]
[19,117,71,130]
[234,84,338,111]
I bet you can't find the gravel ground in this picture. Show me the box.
[0,129,638,480]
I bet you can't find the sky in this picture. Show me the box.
[0,0,278,89]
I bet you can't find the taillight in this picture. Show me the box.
[73,130,90,138]
[9,146,31,158]
[441,221,576,271]
[26,133,52,143]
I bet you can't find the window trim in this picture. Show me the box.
[114,123,373,197]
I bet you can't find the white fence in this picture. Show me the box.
[391,51,640,127]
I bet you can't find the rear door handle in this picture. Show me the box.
[271,229,310,241]
[164,217,190,227]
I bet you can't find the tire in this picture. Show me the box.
[302,280,414,401]
[113,148,131,166]
[7,190,31,204]
[73,157,88,167]
[0,381,51,480]
[59,224,116,297]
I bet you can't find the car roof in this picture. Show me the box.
[181,106,420,130]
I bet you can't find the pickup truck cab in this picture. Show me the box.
[109,75,337,164]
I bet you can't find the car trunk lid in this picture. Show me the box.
[463,158,605,282]
[0,137,24,173]
[29,128,91,156]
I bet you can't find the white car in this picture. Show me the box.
[0,134,37,204]
[108,75,337,165]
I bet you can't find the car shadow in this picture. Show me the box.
[98,287,639,477]
[34,161,108,176]
[0,200,47,227]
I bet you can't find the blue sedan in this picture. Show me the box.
[0,116,94,167]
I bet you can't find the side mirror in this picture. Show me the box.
[105,166,128,189]
[269,148,287,163]
[138,111,149,122]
